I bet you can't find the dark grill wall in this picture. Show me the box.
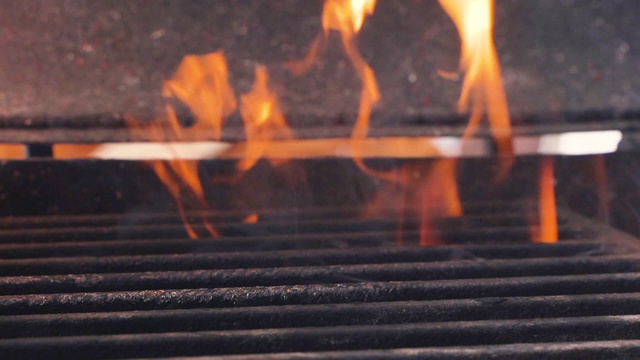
[0,0,638,130]
[1,154,638,239]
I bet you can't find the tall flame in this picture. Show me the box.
[321,0,380,141]
[290,0,380,147]
[162,52,237,139]
[416,159,463,245]
[438,0,513,162]
[130,51,236,239]
[128,115,218,239]
[323,0,377,34]
[534,157,558,243]
[238,66,294,172]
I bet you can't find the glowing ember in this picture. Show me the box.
[438,0,513,156]
[238,65,294,172]
[536,157,558,243]
[243,213,259,224]
[0,144,27,159]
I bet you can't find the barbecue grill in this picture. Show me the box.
[1,202,640,358]
[2,1,640,359]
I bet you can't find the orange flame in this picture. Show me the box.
[363,159,462,246]
[243,213,259,224]
[323,0,377,34]
[438,0,513,174]
[417,159,462,245]
[321,0,380,138]
[289,0,383,179]
[128,51,236,239]
[162,52,237,139]
[238,66,294,172]
[534,157,558,243]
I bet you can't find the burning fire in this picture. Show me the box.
[532,157,558,243]
[321,0,380,140]
[111,1,558,247]
[438,0,513,182]
[363,159,462,246]
[128,51,237,239]
[162,52,237,140]
[289,0,384,178]
[415,159,463,245]
[238,66,294,172]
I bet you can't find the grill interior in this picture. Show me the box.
[1,205,639,359]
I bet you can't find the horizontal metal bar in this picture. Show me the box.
[169,340,640,360]
[0,209,533,233]
[0,203,525,230]
[2,255,637,296]
[2,272,640,315]
[0,229,604,260]
[0,241,610,276]
[0,215,549,244]
[50,131,624,161]
[0,112,636,144]
[1,315,639,358]
[1,293,639,339]
[0,225,582,248]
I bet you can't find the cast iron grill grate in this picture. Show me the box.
[0,206,639,359]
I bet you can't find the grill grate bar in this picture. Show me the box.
[2,272,640,316]
[2,255,637,296]
[0,218,575,244]
[0,204,524,230]
[1,293,640,338]
[1,315,639,358]
[0,207,637,358]
[0,241,610,276]
[168,340,640,360]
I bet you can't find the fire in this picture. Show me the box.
[128,113,219,239]
[289,0,382,178]
[534,157,558,243]
[363,159,462,246]
[162,52,237,139]
[243,213,259,224]
[292,0,464,241]
[320,0,380,138]
[322,0,377,34]
[416,159,463,245]
[438,0,513,171]
[238,66,294,172]
[129,51,236,239]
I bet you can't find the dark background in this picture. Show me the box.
[0,0,638,131]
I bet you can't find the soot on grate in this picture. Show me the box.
[0,206,639,359]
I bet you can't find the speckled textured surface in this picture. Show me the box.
[0,0,638,130]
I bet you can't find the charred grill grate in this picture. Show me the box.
[0,207,639,359]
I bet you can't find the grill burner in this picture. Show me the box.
[0,206,639,359]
